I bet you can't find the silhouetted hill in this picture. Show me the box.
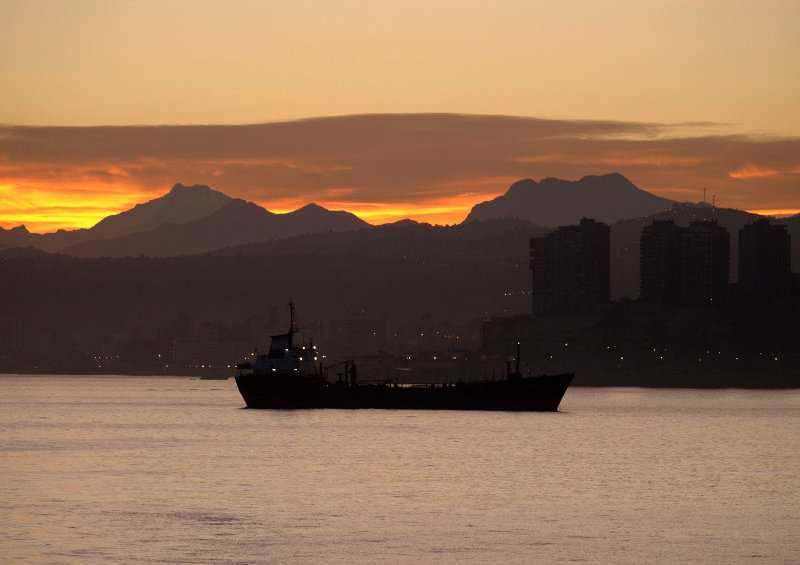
[2,215,798,383]
[90,183,232,240]
[0,218,537,372]
[0,246,55,259]
[0,225,92,253]
[0,184,370,257]
[0,184,231,253]
[61,199,371,257]
[0,225,34,248]
[464,173,675,227]
[284,203,371,236]
[3,175,796,279]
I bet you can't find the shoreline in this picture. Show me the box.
[1,372,797,389]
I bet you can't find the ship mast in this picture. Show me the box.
[288,299,297,348]
[507,341,522,380]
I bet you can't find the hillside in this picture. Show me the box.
[0,184,369,257]
[465,173,675,227]
[61,200,370,257]
[89,183,232,240]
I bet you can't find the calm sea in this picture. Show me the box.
[1,375,798,564]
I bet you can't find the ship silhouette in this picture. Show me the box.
[235,302,573,411]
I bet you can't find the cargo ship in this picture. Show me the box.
[234,302,572,411]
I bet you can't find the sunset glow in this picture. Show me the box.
[1,1,799,232]
[2,115,800,232]
[745,209,800,218]
[728,165,781,179]
[2,5,800,561]
[0,180,157,232]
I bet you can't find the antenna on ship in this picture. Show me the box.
[508,341,521,380]
[288,299,296,348]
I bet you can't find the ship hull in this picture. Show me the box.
[235,373,573,411]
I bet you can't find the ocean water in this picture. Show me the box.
[1,376,798,564]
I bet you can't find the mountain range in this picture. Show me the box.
[1,183,369,256]
[3,173,799,379]
[2,174,798,279]
[2,173,675,256]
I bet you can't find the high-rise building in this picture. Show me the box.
[530,218,610,314]
[639,219,730,305]
[640,220,682,304]
[738,219,791,297]
[681,220,730,305]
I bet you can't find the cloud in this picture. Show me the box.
[2,114,800,231]
[745,208,800,217]
[0,179,155,231]
[728,164,780,179]
[514,152,709,168]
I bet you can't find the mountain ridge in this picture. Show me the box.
[1,174,793,259]
[0,184,369,256]
[89,183,232,241]
[60,196,370,257]
[464,172,676,226]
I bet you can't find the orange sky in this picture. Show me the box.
[2,1,799,133]
[2,115,799,232]
[1,1,799,230]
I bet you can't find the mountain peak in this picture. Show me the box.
[505,178,538,197]
[296,203,327,213]
[390,219,422,227]
[464,173,676,227]
[167,183,216,197]
[90,183,232,240]
[581,171,625,180]
[578,172,633,185]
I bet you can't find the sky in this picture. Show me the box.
[1,0,799,231]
